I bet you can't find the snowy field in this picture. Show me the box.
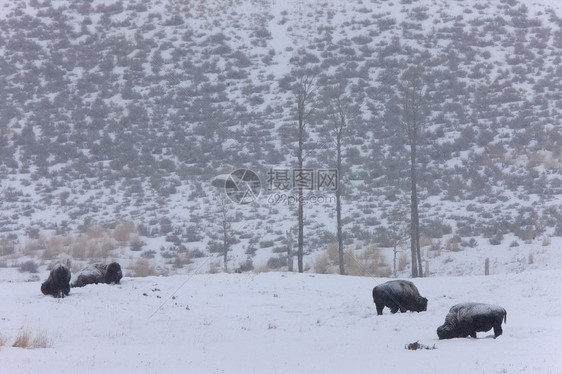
[0,270,560,374]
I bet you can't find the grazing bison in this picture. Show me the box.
[372,280,428,315]
[72,262,123,288]
[41,263,71,298]
[437,302,507,339]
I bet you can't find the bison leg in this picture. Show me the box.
[469,331,477,338]
[493,324,503,338]
[390,306,399,314]
[375,303,384,315]
[399,307,407,313]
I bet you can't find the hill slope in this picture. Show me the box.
[0,0,561,273]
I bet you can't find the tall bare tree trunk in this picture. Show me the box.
[393,241,398,278]
[287,229,293,272]
[220,199,230,273]
[295,75,314,273]
[410,143,420,278]
[333,98,346,275]
[297,98,305,273]
[335,130,344,275]
[403,67,425,278]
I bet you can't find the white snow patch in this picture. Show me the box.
[0,270,560,373]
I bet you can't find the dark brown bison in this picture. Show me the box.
[372,280,428,315]
[437,302,507,339]
[71,262,123,288]
[41,263,71,298]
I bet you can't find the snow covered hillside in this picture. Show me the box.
[1,0,561,372]
[1,0,562,274]
[0,270,560,373]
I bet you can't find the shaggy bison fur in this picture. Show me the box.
[72,262,123,288]
[372,280,428,315]
[41,263,71,298]
[437,302,507,339]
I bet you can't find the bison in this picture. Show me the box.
[437,302,507,339]
[372,280,428,315]
[41,263,71,298]
[72,262,123,288]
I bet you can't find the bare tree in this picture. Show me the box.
[286,228,294,272]
[329,94,351,275]
[295,75,314,273]
[400,67,426,278]
[218,197,232,272]
[385,201,409,278]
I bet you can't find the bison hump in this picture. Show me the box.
[383,280,419,296]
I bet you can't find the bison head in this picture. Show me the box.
[414,296,428,312]
[40,282,51,296]
[105,262,123,284]
[437,325,458,339]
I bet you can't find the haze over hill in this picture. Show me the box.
[0,0,561,274]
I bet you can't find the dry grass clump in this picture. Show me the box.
[113,221,136,244]
[397,252,410,272]
[427,240,442,258]
[12,328,53,349]
[71,235,97,259]
[131,258,163,277]
[314,242,339,274]
[314,242,352,274]
[314,253,331,274]
[312,243,394,276]
[253,264,271,273]
[23,236,48,255]
[86,224,105,239]
[419,235,433,248]
[528,151,561,170]
[445,236,461,252]
[28,221,140,263]
[345,245,390,277]
[41,235,68,260]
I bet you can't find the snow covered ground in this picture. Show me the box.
[0,0,561,372]
[0,269,560,373]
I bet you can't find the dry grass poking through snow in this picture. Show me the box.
[12,327,53,349]
[314,243,392,276]
[23,221,139,263]
[344,245,391,277]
